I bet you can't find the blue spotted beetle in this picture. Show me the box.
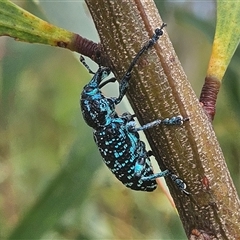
[80,23,189,194]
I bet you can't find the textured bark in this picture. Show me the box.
[85,0,240,239]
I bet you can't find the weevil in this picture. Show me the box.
[80,23,189,193]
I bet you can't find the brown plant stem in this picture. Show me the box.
[199,76,221,121]
[85,0,240,239]
[71,34,110,66]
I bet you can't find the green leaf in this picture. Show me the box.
[0,0,75,48]
[207,1,240,81]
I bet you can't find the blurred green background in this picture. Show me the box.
[0,1,239,239]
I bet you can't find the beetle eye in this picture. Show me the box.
[84,86,98,95]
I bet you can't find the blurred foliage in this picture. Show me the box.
[0,0,239,239]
